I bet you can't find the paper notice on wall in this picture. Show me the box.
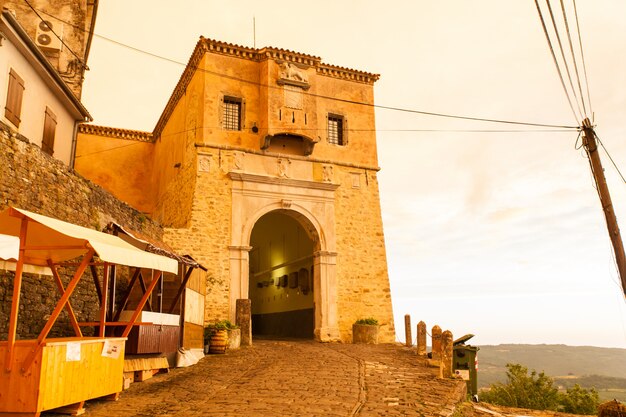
[102,340,122,359]
[66,342,81,362]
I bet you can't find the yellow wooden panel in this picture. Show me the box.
[38,338,125,411]
[184,288,204,326]
[0,341,42,413]
[183,323,204,349]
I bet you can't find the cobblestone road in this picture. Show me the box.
[63,340,466,417]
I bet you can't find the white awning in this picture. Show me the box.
[0,207,178,274]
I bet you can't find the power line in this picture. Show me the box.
[534,0,580,123]
[572,0,593,119]
[75,125,575,158]
[544,0,584,120]
[559,0,588,117]
[34,6,579,131]
[22,0,87,69]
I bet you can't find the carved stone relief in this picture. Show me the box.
[198,154,211,172]
[322,165,333,183]
[277,158,291,178]
[233,151,245,171]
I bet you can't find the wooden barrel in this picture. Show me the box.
[209,329,228,354]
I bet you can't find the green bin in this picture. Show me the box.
[453,334,480,396]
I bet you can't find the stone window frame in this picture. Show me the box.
[221,94,245,131]
[5,68,25,128]
[41,106,57,156]
[327,113,347,146]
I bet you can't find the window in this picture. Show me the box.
[5,68,25,127]
[328,114,344,146]
[223,96,241,131]
[41,107,57,156]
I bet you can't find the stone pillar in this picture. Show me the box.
[228,245,252,321]
[417,321,427,356]
[431,325,442,360]
[236,299,252,346]
[313,250,340,342]
[440,330,453,378]
[404,314,412,347]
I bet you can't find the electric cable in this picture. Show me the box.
[32,6,579,131]
[559,0,587,117]
[572,0,593,119]
[22,0,87,69]
[544,0,584,120]
[534,0,580,123]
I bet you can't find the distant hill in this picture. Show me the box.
[477,344,626,401]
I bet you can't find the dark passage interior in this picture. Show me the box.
[249,211,314,339]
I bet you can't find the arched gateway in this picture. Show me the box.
[228,173,340,342]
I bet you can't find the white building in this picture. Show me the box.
[0,9,91,166]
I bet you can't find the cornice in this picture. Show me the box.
[228,172,340,191]
[78,124,153,142]
[317,64,380,85]
[153,38,208,139]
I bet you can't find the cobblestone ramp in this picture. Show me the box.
[62,340,466,417]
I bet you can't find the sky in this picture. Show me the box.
[80,1,626,348]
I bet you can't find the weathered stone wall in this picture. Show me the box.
[163,151,232,323]
[0,121,163,340]
[334,166,395,343]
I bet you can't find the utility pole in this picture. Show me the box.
[581,117,626,297]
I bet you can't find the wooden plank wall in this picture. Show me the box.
[0,341,41,413]
[38,340,124,411]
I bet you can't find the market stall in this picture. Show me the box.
[0,207,178,417]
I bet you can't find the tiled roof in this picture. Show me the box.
[78,124,153,142]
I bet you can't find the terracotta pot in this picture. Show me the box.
[209,329,228,354]
[352,324,379,344]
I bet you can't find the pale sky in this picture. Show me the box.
[81,1,626,348]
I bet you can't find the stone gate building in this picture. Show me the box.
[76,38,395,343]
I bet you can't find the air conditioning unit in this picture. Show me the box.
[35,20,62,52]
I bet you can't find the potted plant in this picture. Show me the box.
[352,318,380,344]
[205,321,228,354]
[220,319,241,350]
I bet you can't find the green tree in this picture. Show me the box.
[559,384,599,415]
[480,363,559,410]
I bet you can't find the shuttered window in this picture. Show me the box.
[5,68,25,127]
[41,107,57,156]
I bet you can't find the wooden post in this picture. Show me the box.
[404,314,412,347]
[48,260,82,337]
[582,118,626,296]
[417,321,427,356]
[440,330,454,378]
[168,266,194,314]
[5,217,28,372]
[122,271,162,337]
[236,299,252,346]
[431,325,442,360]
[99,263,110,337]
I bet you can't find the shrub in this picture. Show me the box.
[355,318,379,326]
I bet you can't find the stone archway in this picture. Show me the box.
[228,172,340,341]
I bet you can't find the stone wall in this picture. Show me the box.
[0,121,163,340]
[334,166,396,343]
[163,151,232,323]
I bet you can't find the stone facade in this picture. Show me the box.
[0,121,163,339]
[76,38,396,343]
